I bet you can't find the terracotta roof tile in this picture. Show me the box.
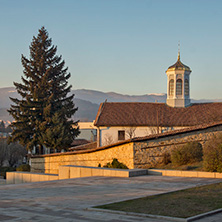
[94,102,222,127]
[69,141,97,151]
[71,139,90,146]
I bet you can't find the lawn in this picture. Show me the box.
[95,182,222,218]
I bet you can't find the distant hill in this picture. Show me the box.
[74,99,99,122]
[74,89,167,104]
[0,87,221,123]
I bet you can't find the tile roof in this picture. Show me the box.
[94,102,222,127]
[167,56,191,72]
[167,60,191,71]
[69,141,97,151]
[71,139,90,146]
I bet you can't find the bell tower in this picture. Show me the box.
[166,49,192,108]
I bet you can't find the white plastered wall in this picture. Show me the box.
[98,126,188,147]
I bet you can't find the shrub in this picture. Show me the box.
[16,164,31,172]
[162,152,171,165]
[103,158,128,169]
[171,142,203,166]
[203,134,222,172]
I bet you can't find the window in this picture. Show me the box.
[185,79,189,96]
[118,130,125,140]
[169,79,174,96]
[176,79,182,95]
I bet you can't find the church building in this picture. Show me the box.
[94,52,222,147]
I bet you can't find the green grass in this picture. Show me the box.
[95,182,222,218]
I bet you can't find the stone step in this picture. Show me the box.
[6,172,58,184]
[59,165,148,180]
[6,166,148,184]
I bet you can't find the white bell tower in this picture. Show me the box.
[166,48,192,108]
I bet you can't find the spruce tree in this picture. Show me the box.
[0,121,5,132]
[8,27,79,154]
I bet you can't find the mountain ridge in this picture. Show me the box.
[0,87,222,122]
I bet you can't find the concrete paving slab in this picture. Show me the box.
[0,179,5,185]
[0,175,222,221]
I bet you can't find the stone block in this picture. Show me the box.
[6,172,15,184]
[157,170,166,176]
[181,171,198,177]
[103,168,116,177]
[129,169,147,177]
[70,167,81,178]
[197,171,215,178]
[50,169,59,175]
[91,168,104,176]
[14,172,23,184]
[147,170,162,175]
[80,167,92,177]
[215,173,222,178]
[47,174,59,180]
[115,170,129,177]
[38,174,48,182]
[174,170,183,177]
[162,170,183,177]
[22,173,31,183]
[31,173,40,182]
[59,166,70,180]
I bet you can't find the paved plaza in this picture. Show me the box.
[0,175,222,221]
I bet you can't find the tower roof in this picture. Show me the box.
[167,52,191,72]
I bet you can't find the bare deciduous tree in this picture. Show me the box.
[0,139,26,167]
[103,134,114,146]
[125,127,137,139]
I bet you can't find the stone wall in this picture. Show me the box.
[134,125,222,168]
[31,142,134,174]
[31,124,222,174]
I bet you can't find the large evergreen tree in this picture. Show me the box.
[8,27,79,154]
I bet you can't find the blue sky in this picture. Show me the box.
[0,0,222,99]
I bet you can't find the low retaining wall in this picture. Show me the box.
[6,168,222,184]
[148,169,222,178]
[6,166,147,184]
[59,165,147,180]
[6,172,58,184]
[31,143,134,174]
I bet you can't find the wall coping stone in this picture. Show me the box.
[148,169,222,178]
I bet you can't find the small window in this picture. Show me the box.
[185,79,189,96]
[176,79,182,95]
[169,79,174,96]
[118,130,125,140]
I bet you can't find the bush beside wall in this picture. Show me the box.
[203,135,222,173]
[171,142,203,166]
[103,158,128,169]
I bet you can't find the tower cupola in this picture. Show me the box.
[166,51,192,108]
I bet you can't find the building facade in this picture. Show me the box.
[94,53,222,147]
